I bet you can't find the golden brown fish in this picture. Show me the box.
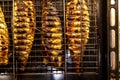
[66,0,90,73]
[0,7,9,65]
[42,1,63,67]
[13,0,36,71]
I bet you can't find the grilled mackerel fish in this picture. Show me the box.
[42,1,63,67]
[0,7,9,65]
[13,0,36,71]
[66,0,90,73]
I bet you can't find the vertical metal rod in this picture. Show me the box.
[63,0,67,80]
[118,0,120,78]
[114,0,119,80]
[107,0,110,80]
[12,0,16,80]
[96,0,102,79]
[116,0,119,80]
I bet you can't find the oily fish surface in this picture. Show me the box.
[0,7,9,65]
[66,0,90,73]
[14,0,36,71]
[42,1,63,67]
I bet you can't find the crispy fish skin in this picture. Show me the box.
[42,1,63,67]
[66,0,90,73]
[0,7,9,65]
[14,0,36,71]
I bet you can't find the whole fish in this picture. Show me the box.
[13,0,36,71]
[66,0,90,73]
[42,1,63,67]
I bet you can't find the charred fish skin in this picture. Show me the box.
[66,0,90,73]
[42,1,63,67]
[14,0,36,71]
[0,7,9,65]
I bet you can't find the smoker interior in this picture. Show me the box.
[17,0,101,80]
[0,0,102,80]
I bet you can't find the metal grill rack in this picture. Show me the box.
[0,0,15,80]
[0,0,102,80]
[16,0,101,80]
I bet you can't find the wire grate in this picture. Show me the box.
[13,0,100,76]
[0,0,101,80]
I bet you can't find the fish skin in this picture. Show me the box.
[66,0,90,73]
[42,1,63,67]
[0,7,9,65]
[13,0,36,71]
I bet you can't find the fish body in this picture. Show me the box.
[13,0,36,71]
[42,1,63,67]
[66,0,90,73]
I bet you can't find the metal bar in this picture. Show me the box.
[63,0,67,80]
[17,72,99,75]
[12,0,16,79]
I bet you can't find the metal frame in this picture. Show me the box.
[107,0,119,80]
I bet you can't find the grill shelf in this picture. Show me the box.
[0,0,102,80]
